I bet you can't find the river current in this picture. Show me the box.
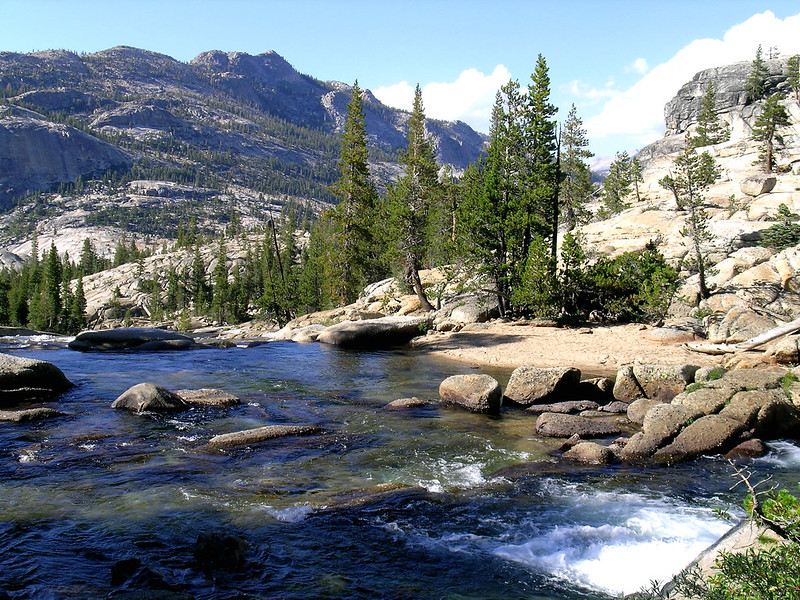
[2,337,800,599]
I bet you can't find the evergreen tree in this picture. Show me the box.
[693,81,730,147]
[211,235,229,323]
[523,54,559,257]
[387,85,439,312]
[327,81,382,304]
[746,44,769,103]
[559,104,594,229]
[458,83,527,316]
[788,54,800,105]
[659,138,720,298]
[752,92,790,172]
[600,151,635,215]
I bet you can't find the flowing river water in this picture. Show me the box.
[2,337,800,599]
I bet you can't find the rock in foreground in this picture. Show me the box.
[69,328,197,352]
[439,374,502,414]
[0,353,73,406]
[112,383,189,413]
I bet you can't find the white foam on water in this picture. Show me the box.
[78,443,96,451]
[756,440,800,468]
[493,486,731,596]
[263,504,313,523]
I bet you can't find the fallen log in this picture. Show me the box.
[686,316,800,355]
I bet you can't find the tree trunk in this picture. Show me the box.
[403,256,435,312]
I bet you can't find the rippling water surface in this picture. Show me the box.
[1,338,799,599]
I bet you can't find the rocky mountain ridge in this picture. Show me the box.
[0,46,486,209]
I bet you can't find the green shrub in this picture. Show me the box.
[760,204,800,251]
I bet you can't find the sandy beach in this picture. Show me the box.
[411,322,724,376]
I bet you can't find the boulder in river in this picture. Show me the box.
[173,388,240,407]
[317,316,432,349]
[535,412,621,438]
[652,414,748,464]
[69,327,197,352]
[0,353,73,406]
[0,407,66,422]
[613,364,698,403]
[562,441,616,465]
[206,424,323,449]
[112,383,189,413]
[439,374,502,414]
[503,366,582,407]
[384,397,433,410]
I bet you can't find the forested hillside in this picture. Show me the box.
[0,46,485,210]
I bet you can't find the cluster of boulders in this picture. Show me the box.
[435,362,800,465]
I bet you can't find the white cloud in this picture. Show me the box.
[625,58,649,75]
[565,78,620,102]
[374,64,512,133]
[586,10,800,151]
[372,81,415,112]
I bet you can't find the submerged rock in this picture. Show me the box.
[0,407,66,422]
[439,374,502,414]
[206,424,322,449]
[0,353,73,406]
[173,388,240,407]
[194,531,248,571]
[112,383,188,413]
[384,397,433,410]
[69,327,197,352]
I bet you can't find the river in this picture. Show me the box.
[2,337,799,599]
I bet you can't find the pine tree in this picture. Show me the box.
[523,54,559,257]
[788,55,800,105]
[746,44,769,103]
[327,81,382,304]
[211,235,229,323]
[600,151,635,215]
[387,85,439,312]
[659,138,720,298]
[559,104,594,230]
[693,81,730,147]
[753,92,791,172]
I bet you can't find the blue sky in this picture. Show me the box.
[2,1,800,158]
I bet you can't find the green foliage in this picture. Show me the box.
[457,57,559,317]
[659,140,720,299]
[788,55,800,105]
[692,81,730,147]
[386,85,440,312]
[599,151,638,217]
[760,204,800,250]
[515,238,678,324]
[746,44,769,103]
[559,104,594,230]
[782,372,799,394]
[752,93,791,172]
[324,81,386,305]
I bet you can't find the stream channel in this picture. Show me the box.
[2,337,799,599]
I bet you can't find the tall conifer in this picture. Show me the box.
[328,81,381,304]
[388,85,439,311]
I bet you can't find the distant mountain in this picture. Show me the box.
[0,46,487,209]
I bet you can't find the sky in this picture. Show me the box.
[2,1,800,159]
